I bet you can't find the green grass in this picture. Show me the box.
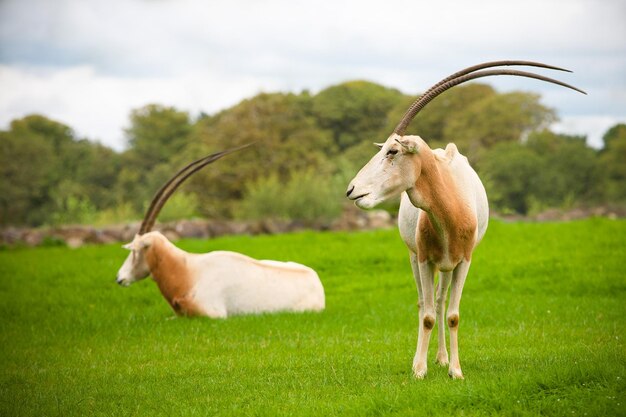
[0,219,625,416]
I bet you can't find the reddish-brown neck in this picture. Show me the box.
[145,237,194,307]
[407,147,477,264]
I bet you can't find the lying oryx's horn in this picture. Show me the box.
[138,143,253,235]
[393,61,587,136]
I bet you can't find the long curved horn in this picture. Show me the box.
[138,143,253,235]
[393,62,586,136]
[420,60,571,97]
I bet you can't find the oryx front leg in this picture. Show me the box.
[413,259,436,379]
[447,260,471,379]
[435,271,452,366]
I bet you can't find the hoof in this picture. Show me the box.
[448,368,464,380]
[413,363,428,379]
[435,352,449,367]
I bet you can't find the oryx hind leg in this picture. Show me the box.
[447,260,471,379]
[435,270,452,366]
[412,258,436,379]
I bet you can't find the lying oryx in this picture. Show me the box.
[116,145,325,318]
[347,60,585,378]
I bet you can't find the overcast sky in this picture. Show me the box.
[1,0,624,150]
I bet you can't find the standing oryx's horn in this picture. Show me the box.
[138,143,253,235]
[393,61,587,136]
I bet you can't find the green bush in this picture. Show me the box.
[157,192,199,222]
[236,169,343,223]
[49,195,98,226]
[93,202,139,226]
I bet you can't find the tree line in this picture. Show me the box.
[1,81,624,227]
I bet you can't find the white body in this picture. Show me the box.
[189,251,325,317]
[117,232,325,318]
[347,134,488,379]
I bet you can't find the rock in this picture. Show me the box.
[0,227,23,245]
[94,230,119,245]
[367,210,393,229]
[23,230,44,246]
[101,225,127,242]
[161,229,181,242]
[2,205,624,248]
[206,220,235,238]
[175,220,210,238]
[260,219,290,235]
[66,236,85,248]
[228,221,252,236]
[534,209,562,222]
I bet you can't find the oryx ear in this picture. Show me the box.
[373,142,385,149]
[394,137,420,154]
[123,234,151,251]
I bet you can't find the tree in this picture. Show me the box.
[481,130,601,214]
[312,81,404,151]
[443,92,556,164]
[526,130,601,207]
[480,142,544,214]
[118,104,193,211]
[0,115,82,225]
[184,92,335,218]
[0,115,123,226]
[382,83,496,149]
[0,127,56,225]
[599,123,626,202]
[124,104,192,166]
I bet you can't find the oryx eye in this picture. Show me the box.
[386,149,398,157]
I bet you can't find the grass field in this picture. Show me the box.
[0,219,625,416]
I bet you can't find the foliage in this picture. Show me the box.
[0,220,624,416]
[0,82,622,226]
[92,202,139,226]
[157,192,200,222]
[119,105,193,211]
[236,168,344,223]
[444,92,556,165]
[312,80,404,150]
[480,142,542,214]
[186,92,336,218]
[0,115,121,226]
[0,120,56,225]
[481,130,601,214]
[124,104,192,167]
[49,195,98,226]
[383,83,497,148]
[599,123,626,202]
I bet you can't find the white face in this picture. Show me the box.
[116,235,151,286]
[346,134,422,209]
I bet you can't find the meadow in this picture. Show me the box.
[0,219,624,416]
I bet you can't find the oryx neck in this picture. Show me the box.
[144,236,194,305]
[406,147,466,238]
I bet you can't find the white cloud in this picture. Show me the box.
[552,115,626,149]
[0,0,624,150]
[0,65,268,150]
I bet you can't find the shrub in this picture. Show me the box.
[236,168,343,223]
[157,192,200,222]
[49,195,98,226]
[93,202,139,226]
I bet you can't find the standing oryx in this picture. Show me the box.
[346,60,585,379]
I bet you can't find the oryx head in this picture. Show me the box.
[346,134,425,209]
[115,144,253,286]
[116,233,153,286]
[346,60,586,208]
